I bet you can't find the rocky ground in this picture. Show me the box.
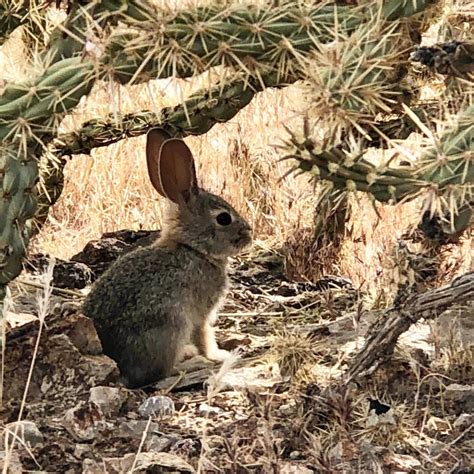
[1,231,473,473]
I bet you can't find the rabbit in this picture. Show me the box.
[82,128,252,388]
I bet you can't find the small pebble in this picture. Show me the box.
[198,403,222,416]
[139,395,175,418]
[453,413,474,430]
[89,386,127,416]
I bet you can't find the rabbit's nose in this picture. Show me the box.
[238,226,252,244]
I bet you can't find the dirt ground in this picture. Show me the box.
[1,232,473,473]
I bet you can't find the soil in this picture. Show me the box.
[1,231,473,473]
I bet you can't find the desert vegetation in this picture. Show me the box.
[0,0,472,472]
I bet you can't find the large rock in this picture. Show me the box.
[72,230,160,278]
[89,386,128,416]
[27,230,160,289]
[2,421,43,449]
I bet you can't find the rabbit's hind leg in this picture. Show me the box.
[119,325,187,388]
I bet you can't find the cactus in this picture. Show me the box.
[106,0,438,84]
[0,0,444,318]
[285,103,473,234]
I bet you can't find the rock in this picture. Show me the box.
[72,230,160,278]
[43,334,119,386]
[89,386,127,416]
[67,315,103,355]
[79,353,119,386]
[383,452,422,471]
[0,450,23,473]
[74,443,91,458]
[26,253,93,289]
[82,458,103,474]
[279,400,297,417]
[62,402,108,441]
[2,421,43,448]
[103,452,194,473]
[117,420,160,440]
[454,413,474,430]
[198,403,222,416]
[280,462,314,473]
[145,434,178,452]
[170,438,201,458]
[445,384,474,412]
[138,395,175,418]
[289,451,301,460]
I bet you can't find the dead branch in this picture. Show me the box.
[345,272,474,383]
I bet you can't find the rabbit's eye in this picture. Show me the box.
[216,212,232,226]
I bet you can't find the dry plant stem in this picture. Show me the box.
[345,271,474,383]
[0,288,9,406]
[3,260,54,472]
[130,416,153,472]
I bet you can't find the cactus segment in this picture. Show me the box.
[0,145,38,285]
[0,58,95,142]
[287,102,473,221]
[0,56,95,291]
[106,0,438,84]
[54,72,282,157]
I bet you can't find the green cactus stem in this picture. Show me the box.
[286,103,473,233]
[0,144,38,286]
[106,0,439,85]
[0,56,96,302]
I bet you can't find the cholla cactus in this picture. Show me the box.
[0,0,449,317]
[286,103,473,235]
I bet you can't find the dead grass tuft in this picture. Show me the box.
[270,330,319,379]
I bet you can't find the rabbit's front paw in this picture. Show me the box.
[206,348,231,362]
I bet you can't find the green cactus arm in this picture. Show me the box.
[417,104,474,185]
[36,72,285,223]
[106,0,438,84]
[0,57,96,142]
[0,144,39,286]
[287,102,473,210]
[53,72,285,156]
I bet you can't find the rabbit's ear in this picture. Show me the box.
[146,128,172,197]
[156,138,198,204]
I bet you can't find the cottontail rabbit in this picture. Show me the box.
[82,129,252,388]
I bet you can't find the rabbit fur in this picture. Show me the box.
[82,129,252,388]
